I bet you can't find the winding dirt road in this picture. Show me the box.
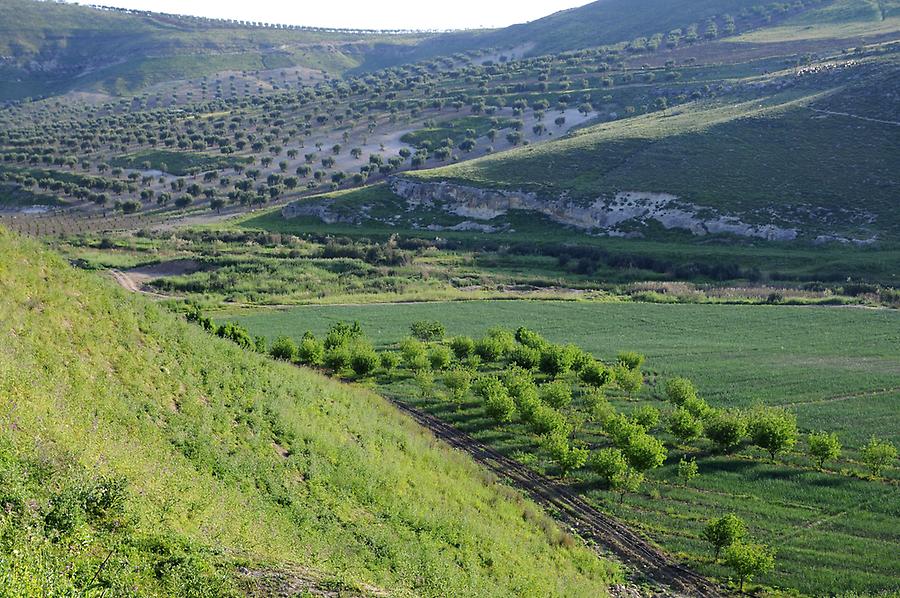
[388,398,723,597]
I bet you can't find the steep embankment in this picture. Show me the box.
[0,226,617,596]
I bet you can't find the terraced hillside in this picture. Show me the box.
[0,226,619,596]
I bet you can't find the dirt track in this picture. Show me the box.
[388,399,723,597]
[109,259,202,297]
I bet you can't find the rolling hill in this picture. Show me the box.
[5,0,900,101]
[0,225,618,596]
[387,0,900,65]
[0,0,426,100]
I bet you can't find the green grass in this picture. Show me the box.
[401,116,518,149]
[0,228,619,596]
[229,300,900,595]
[239,197,900,286]
[110,150,250,176]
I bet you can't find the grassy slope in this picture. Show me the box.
[405,68,900,239]
[394,0,899,64]
[0,0,423,99]
[734,0,900,41]
[231,300,900,595]
[0,227,617,596]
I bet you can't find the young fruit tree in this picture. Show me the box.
[677,457,699,485]
[542,430,589,478]
[862,436,897,477]
[723,542,776,592]
[807,431,841,468]
[748,407,798,460]
[703,513,747,561]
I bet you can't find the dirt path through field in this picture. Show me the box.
[388,398,723,597]
[809,107,900,126]
[110,259,203,296]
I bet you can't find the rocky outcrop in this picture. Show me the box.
[389,178,799,241]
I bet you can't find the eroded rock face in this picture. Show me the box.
[389,178,800,241]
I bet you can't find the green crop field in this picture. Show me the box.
[230,300,900,595]
[110,150,251,177]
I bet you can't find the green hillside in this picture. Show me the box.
[0,226,617,596]
[0,0,423,100]
[397,0,899,64]
[401,53,900,241]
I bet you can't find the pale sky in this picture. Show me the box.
[65,0,592,31]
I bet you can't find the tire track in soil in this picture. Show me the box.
[388,399,724,597]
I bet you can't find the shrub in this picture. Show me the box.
[585,391,614,424]
[677,457,699,485]
[623,432,667,472]
[487,327,517,354]
[43,487,84,536]
[527,403,567,436]
[580,361,612,387]
[297,333,324,366]
[380,351,401,372]
[509,345,541,370]
[542,431,588,478]
[515,326,547,349]
[475,336,506,362]
[617,351,645,370]
[540,381,572,410]
[570,348,594,373]
[449,336,476,359]
[269,335,298,361]
[400,337,428,368]
[604,413,643,447]
[682,395,711,419]
[350,346,380,377]
[478,376,516,423]
[501,367,535,398]
[539,344,576,377]
[613,365,643,393]
[410,320,445,342]
[444,368,472,401]
[665,377,697,405]
[324,321,362,349]
[324,346,352,372]
[428,345,453,370]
